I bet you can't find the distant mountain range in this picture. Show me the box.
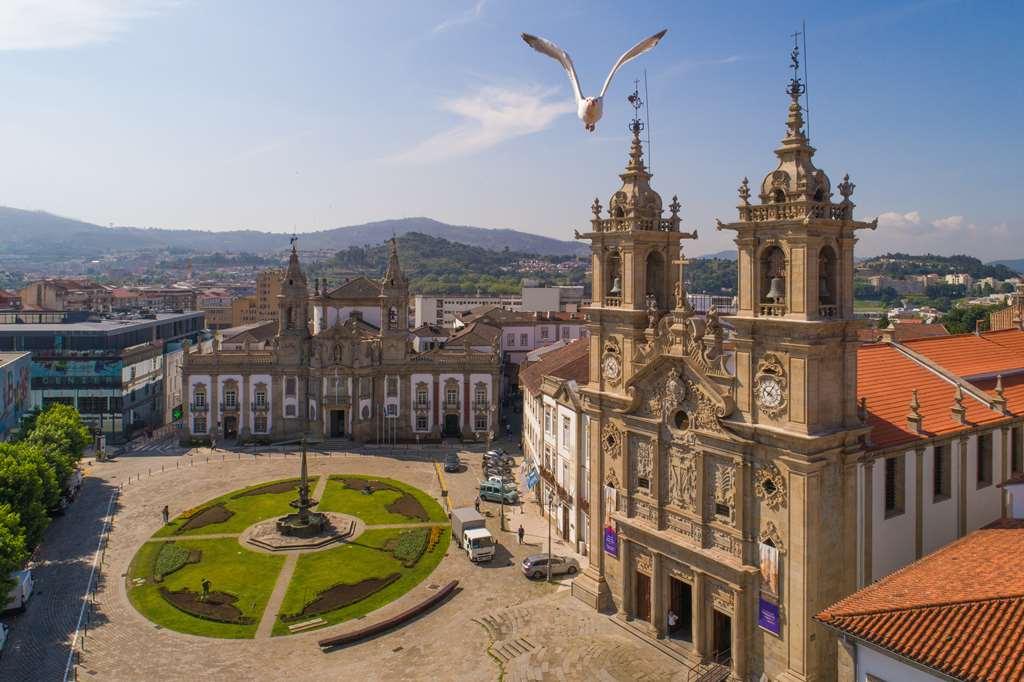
[0,207,587,261]
[990,259,1024,275]
[693,249,736,261]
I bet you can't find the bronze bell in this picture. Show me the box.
[609,277,622,296]
[766,276,786,302]
[819,276,831,300]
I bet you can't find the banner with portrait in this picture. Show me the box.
[759,541,780,596]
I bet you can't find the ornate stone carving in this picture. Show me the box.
[669,563,693,581]
[601,421,623,460]
[759,520,786,553]
[709,528,742,559]
[630,498,658,524]
[669,447,698,511]
[754,463,788,511]
[712,462,736,524]
[689,380,726,433]
[635,551,653,576]
[605,468,619,489]
[667,512,703,545]
[711,585,735,614]
[633,438,654,490]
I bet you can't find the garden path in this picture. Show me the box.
[145,532,240,542]
[256,552,299,639]
[311,474,329,507]
[363,521,448,530]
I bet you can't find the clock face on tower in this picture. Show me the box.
[754,373,787,418]
[602,353,621,383]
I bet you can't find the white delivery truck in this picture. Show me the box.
[451,507,495,562]
[5,570,33,613]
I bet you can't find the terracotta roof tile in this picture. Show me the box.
[816,525,1024,681]
[858,343,1004,450]
[519,338,590,394]
[903,332,1024,378]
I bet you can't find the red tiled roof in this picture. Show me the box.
[982,328,1024,357]
[519,338,590,394]
[857,344,1004,450]
[816,523,1024,681]
[903,332,1024,378]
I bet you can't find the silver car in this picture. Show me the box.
[521,554,580,580]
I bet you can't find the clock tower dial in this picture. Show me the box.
[601,353,621,383]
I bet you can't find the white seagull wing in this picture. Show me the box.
[521,33,584,104]
[598,29,668,98]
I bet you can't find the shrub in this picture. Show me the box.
[391,528,429,567]
[426,526,442,553]
[153,542,197,580]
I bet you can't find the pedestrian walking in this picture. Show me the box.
[161,505,170,524]
[518,524,525,544]
[475,496,482,513]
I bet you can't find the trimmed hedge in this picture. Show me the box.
[390,528,429,568]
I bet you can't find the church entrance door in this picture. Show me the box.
[443,414,461,437]
[223,415,238,440]
[330,410,345,438]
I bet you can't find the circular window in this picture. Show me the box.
[673,410,690,431]
[761,479,777,496]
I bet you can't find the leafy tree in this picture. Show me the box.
[26,403,90,485]
[0,504,27,593]
[0,443,59,548]
[942,304,1001,335]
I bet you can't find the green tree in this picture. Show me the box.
[0,443,59,547]
[26,403,90,485]
[942,304,1000,335]
[0,503,28,592]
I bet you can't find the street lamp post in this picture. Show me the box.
[546,488,553,582]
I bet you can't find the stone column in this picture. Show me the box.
[209,375,219,440]
[914,447,924,559]
[861,459,874,586]
[958,436,969,537]
[652,551,665,637]
[732,586,748,681]
[620,537,633,620]
[692,569,706,658]
[1001,426,1011,518]
[240,376,250,438]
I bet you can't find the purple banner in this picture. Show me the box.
[603,525,618,558]
[758,596,781,635]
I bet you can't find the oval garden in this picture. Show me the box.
[127,474,450,638]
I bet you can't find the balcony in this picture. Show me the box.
[759,303,786,317]
[603,296,622,308]
[591,216,680,233]
[323,391,350,405]
[189,401,208,412]
[250,401,269,412]
[738,199,852,223]
[473,400,490,410]
[220,401,239,413]
[818,304,839,320]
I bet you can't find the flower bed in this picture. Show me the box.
[177,503,234,533]
[281,573,401,622]
[232,479,300,498]
[152,542,201,581]
[336,477,428,521]
[159,588,254,625]
[387,528,429,567]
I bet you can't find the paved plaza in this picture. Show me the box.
[0,442,694,681]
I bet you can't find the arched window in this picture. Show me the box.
[772,189,786,203]
[606,251,622,304]
[333,344,342,364]
[760,246,787,313]
[474,382,488,406]
[645,250,665,310]
[818,245,838,318]
[388,306,398,328]
[813,187,824,202]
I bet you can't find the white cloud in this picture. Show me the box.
[383,85,573,164]
[432,0,486,34]
[931,215,965,231]
[0,0,179,50]
[877,210,921,229]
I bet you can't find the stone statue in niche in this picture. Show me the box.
[670,448,697,511]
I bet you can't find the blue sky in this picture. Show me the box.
[0,0,1021,259]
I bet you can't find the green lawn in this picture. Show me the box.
[853,299,886,312]
[316,475,447,525]
[271,527,451,636]
[128,538,284,638]
[154,477,319,537]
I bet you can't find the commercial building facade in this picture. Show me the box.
[0,352,31,440]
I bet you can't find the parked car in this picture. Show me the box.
[4,570,33,613]
[522,554,580,580]
[487,474,515,486]
[443,453,461,473]
[478,480,518,504]
[484,454,514,467]
[0,622,7,656]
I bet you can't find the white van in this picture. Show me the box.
[5,570,33,613]
[463,527,495,562]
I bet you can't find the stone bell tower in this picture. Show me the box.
[276,238,311,364]
[378,237,409,364]
[717,45,875,680]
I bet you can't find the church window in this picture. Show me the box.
[673,410,690,432]
[333,345,342,364]
[606,251,622,303]
[645,250,665,309]
[818,245,838,310]
[446,386,458,406]
[884,455,905,517]
[386,376,398,397]
[772,189,785,203]
[285,377,296,397]
[977,432,993,488]
[388,306,398,328]
[760,246,787,312]
[1012,426,1023,475]
[933,443,950,501]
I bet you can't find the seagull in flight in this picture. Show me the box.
[521,29,667,132]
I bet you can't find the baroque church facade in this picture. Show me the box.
[571,67,873,681]
[182,240,502,444]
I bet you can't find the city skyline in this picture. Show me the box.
[0,0,1020,259]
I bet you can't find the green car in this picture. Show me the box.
[478,480,518,504]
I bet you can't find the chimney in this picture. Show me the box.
[906,390,923,433]
[1001,476,1024,520]
[950,384,967,425]
[880,323,897,344]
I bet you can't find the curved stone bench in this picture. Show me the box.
[318,579,459,649]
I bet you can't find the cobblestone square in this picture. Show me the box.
[0,444,694,682]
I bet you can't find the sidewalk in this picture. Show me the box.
[487,491,588,571]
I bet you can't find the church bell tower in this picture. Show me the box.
[378,237,409,364]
